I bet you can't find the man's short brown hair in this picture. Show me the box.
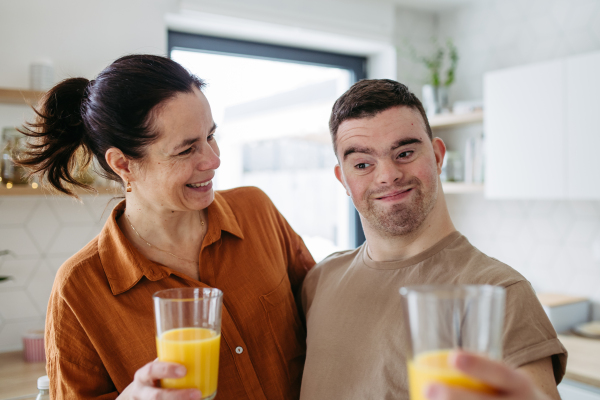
[329,79,432,155]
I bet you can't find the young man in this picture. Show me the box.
[300,80,567,400]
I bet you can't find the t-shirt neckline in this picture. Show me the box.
[360,231,463,270]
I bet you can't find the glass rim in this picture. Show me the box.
[153,287,223,301]
[399,284,505,298]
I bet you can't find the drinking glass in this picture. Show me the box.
[399,285,505,400]
[154,287,223,400]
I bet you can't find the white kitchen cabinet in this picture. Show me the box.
[485,50,600,199]
[484,59,567,199]
[567,51,600,199]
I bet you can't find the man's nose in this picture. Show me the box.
[376,159,402,185]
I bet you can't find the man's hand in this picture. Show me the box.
[118,360,202,400]
[425,352,559,400]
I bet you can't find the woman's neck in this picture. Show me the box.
[117,194,208,280]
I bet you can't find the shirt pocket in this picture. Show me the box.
[260,274,306,386]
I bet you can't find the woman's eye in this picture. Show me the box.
[178,147,194,156]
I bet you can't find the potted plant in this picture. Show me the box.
[405,39,458,116]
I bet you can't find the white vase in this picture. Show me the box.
[422,84,449,116]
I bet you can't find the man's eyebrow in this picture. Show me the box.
[343,146,374,161]
[343,138,423,161]
[173,123,217,151]
[391,138,422,150]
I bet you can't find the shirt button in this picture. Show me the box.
[235,346,243,354]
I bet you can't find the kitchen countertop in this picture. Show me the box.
[0,335,598,398]
[0,351,46,400]
[558,334,600,388]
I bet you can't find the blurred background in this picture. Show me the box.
[1,0,600,398]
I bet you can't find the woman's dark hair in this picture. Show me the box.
[17,54,205,198]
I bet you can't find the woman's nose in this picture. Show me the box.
[197,143,220,170]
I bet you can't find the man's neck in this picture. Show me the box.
[363,193,456,262]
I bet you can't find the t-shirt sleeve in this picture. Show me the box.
[46,288,119,399]
[502,280,568,384]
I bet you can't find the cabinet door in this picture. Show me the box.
[484,60,567,199]
[567,51,600,199]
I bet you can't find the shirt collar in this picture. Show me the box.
[98,193,244,295]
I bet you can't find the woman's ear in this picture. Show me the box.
[105,147,133,184]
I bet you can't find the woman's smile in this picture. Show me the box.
[186,179,213,192]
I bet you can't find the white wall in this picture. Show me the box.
[394,8,438,96]
[178,0,395,43]
[438,0,600,103]
[0,0,173,88]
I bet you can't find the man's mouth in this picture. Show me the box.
[375,188,413,200]
[186,180,212,188]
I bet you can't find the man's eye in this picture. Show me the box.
[355,163,371,169]
[398,151,413,159]
[179,147,194,156]
[207,134,215,141]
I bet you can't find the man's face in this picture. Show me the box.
[334,106,445,237]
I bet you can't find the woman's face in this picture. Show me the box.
[130,87,220,212]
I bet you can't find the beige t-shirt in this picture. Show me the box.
[300,231,567,400]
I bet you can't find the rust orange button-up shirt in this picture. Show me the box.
[46,187,315,400]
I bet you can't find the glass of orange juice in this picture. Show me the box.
[399,285,505,400]
[153,287,223,400]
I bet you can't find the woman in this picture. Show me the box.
[19,54,315,400]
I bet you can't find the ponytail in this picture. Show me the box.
[18,78,94,198]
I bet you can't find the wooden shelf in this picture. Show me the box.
[442,182,484,194]
[0,184,121,197]
[0,88,45,106]
[429,110,483,129]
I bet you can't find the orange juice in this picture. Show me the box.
[408,350,495,400]
[156,327,220,396]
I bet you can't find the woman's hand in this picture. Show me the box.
[425,351,557,400]
[118,360,202,400]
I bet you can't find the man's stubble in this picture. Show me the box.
[361,176,438,237]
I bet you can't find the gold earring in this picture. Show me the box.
[126,181,132,192]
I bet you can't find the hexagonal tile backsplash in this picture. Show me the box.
[0,195,118,351]
[446,194,600,318]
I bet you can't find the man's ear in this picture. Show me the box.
[431,137,446,175]
[105,147,133,185]
[334,164,350,197]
